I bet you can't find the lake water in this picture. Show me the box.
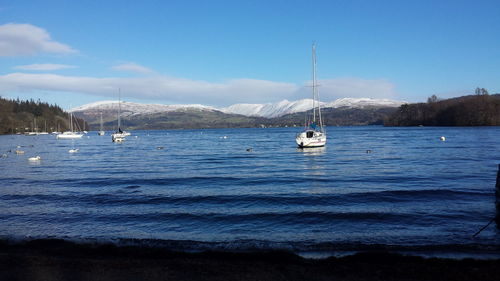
[1,126,499,257]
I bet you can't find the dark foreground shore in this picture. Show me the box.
[1,239,500,281]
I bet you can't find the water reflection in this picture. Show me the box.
[297,146,326,156]
[297,147,326,178]
[496,200,499,230]
[496,164,500,230]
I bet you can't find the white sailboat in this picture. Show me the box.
[296,43,326,148]
[111,90,128,142]
[39,120,49,135]
[98,112,105,136]
[57,111,83,139]
[52,122,61,135]
[25,117,38,135]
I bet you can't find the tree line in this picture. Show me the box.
[385,90,500,126]
[0,97,88,134]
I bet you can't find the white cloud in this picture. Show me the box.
[0,72,398,106]
[315,77,397,100]
[0,73,298,106]
[112,62,154,74]
[0,23,77,56]
[14,63,76,71]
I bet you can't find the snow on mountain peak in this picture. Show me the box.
[325,98,404,109]
[71,97,404,118]
[71,101,216,116]
[221,98,404,118]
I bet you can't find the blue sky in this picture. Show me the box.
[0,0,499,109]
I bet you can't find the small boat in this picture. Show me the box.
[57,131,83,139]
[25,118,39,135]
[39,120,49,135]
[57,111,83,139]
[296,43,326,148]
[111,89,128,142]
[98,112,105,136]
[52,122,61,135]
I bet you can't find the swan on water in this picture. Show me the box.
[28,156,41,161]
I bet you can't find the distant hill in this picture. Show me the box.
[384,94,500,126]
[220,98,403,118]
[0,97,87,134]
[271,106,398,127]
[72,98,403,120]
[72,99,400,130]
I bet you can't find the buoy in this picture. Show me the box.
[440,136,446,141]
[15,150,25,154]
[28,156,41,161]
[69,149,79,153]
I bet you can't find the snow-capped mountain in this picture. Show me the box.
[71,98,404,119]
[324,98,404,109]
[71,100,216,117]
[220,99,315,118]
[221,98,404,118]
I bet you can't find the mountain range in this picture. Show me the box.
[71,98,404,118]
[70,97,403,130]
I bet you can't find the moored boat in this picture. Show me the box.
[57,111,83,139]
[111,90,128,142]
[296,43,326,148]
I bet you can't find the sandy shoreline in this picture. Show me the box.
[1,239,499,281]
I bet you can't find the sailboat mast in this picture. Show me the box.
[117,89,121,130]
[312,43,317,123]
[100,112,103,131]
[69,112,73,132]
[315,45,324,132]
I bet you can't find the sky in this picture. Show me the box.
[0,0,499,109]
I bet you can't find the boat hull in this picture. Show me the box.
[57,133,83,139]
[296,130,326,148]
[111,133,126,142]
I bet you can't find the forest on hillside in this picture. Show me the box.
[384,90,500,126]
[77,106,398,131]
[0,97,88,135]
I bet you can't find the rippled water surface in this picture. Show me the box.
[1,126,499,254]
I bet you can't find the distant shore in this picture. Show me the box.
[1,238,499,281]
